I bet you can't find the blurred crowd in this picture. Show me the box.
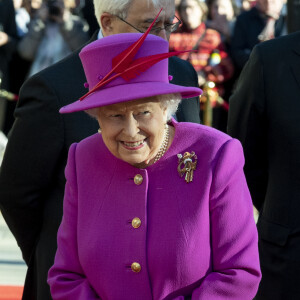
[0,0,287,135]
[0,0,99,135]
[170,0,287,131]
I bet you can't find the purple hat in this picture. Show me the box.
[59,33,202,114]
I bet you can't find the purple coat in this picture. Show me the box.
[48,120,261,299]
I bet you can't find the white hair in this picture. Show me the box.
[158,93,181,120]
[85,93,181,121]
[93,0,173,26]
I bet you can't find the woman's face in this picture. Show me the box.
[211,0,234,21]
[180,0,203,30]
[96,97,168,168]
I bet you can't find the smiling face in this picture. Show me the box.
[96,97,168,168]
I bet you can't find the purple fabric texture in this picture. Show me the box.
[59,33,201,114]
[48,120,261,299]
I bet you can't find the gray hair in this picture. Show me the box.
[158,93,181,120]
[93,0,172,26]
[85,93,181,121]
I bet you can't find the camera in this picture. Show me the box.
[47,0,61,17]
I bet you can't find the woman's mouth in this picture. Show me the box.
[121,139,146,150]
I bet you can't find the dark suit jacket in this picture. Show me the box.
[228,31,300,300]
[0,33,200,300]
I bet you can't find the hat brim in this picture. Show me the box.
[59,82,202,114]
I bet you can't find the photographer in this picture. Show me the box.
[18,0,89,77]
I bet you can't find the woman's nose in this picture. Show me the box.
[123,115,139,137]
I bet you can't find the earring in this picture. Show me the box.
[98,128,102,134]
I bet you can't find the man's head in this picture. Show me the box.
[256,0,284,19]
[93,0,177,41]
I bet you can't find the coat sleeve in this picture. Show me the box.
[0,73,64,264]
[191,139,261,300]
[227,45,268,211]
[48,144,101,299]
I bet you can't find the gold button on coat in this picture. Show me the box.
[134,174,143,185]
[131,262,141,273]
[132,217,141,228]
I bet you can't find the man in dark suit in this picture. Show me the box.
[0,0,200,299]
[228,31,300,299]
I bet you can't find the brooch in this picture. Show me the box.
[177,151,197,183]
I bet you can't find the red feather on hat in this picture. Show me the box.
[119,51,191,81]
[80,8,192,101]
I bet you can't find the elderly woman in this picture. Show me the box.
[47,19,261,299]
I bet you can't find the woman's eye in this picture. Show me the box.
[110,114,122,118]
[140,111,150,115]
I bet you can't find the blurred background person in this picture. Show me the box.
[0,0,18,135]
[10,0,36,93]
[23,0,44,14]
[14,0,31,37]
[235,0,256,11]
[76,0,99,38]
[0,0,17,93]
[5,0,32,136]
[205,0,239,130]
[17,0,89,77]
[169,0,234,131]
[230,0,287,75]
[206,0,238,45]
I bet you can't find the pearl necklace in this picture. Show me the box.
[153,125,170,163]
